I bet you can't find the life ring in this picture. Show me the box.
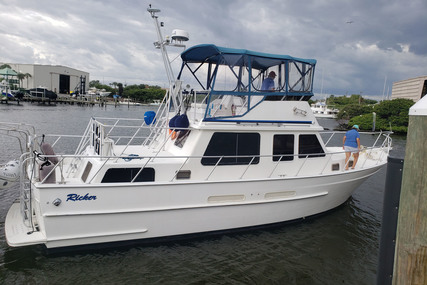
[0,178,15,190]
[0,160,20,182]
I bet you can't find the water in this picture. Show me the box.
[0,104,406,284]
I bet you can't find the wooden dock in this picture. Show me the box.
[1,96,110,107]
[0,98,23,105]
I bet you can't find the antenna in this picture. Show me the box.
[147,7,174,85]
[147,7,190,79]
[147,6,190,112]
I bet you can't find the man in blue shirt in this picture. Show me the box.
[261,71,276,91]
[343,125,361,170]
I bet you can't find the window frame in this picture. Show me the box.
[101,167,155,183]
[272,134,295,161]
[298,134,325,159]
[201,132,260,166]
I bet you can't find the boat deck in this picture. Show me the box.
[5,201,47,247]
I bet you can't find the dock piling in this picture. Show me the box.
[393,96,427,284]
[377,157,404,285]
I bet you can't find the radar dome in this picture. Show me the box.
[171,29,189,42]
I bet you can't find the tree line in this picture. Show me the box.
[312,94,415,134]
[89,80,166,104]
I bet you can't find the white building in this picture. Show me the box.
[3,63,89,95]
[391,76,427,102]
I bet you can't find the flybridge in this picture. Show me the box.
[180,44,316,66]
[175,44,317,121]
[178,44,316,99]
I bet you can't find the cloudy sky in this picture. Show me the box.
[1,0,426,99]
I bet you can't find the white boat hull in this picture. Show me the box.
[6,166,381,248]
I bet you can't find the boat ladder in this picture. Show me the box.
[19,178,34,228]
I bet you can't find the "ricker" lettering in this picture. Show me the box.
[66,193,97,202]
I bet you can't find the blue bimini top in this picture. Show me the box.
[180,44,316,69]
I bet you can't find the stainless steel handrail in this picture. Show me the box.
[29,142,390,186]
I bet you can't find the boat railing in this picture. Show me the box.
[29,136,391,186]
[144,91,173,148]
[32,121,158,156]
[0,123,37,227]
[322,130,392,146]
[83,127,176,183]
[0,122,36,154]
[24,127,392,184]
[29,117,175,178]
[76,117,152,151]
[322,130,392,169]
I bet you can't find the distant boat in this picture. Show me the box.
[86,87,111,97]
[1,81,15,100]
[13,91,25,100]
[98,89,111,97]
[312,71,338,119]
[1,92,14,100]
[311,102,339,119]
[27,87,58,100]
[120,98,141,106]
[149,99,161,106]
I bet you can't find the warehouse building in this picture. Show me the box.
[4,63,89,95]
[391,75,427,102]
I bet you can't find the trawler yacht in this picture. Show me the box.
[2,8,392,249]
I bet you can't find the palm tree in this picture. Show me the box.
[0,64,12,69]
[17,73,26,89]
[24,73,32,89]
[110,82,118,90]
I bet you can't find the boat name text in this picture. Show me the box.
[66,193,97,202]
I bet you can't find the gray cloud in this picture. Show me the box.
[0,0,425,98]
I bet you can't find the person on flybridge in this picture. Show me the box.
[261,71,277,91]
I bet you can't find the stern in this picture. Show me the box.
[5,200,46,247]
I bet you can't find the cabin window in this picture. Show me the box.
[101,168,155,183]
[298,134,325,158]
[201,132,260,165]
[273,135,294,161]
